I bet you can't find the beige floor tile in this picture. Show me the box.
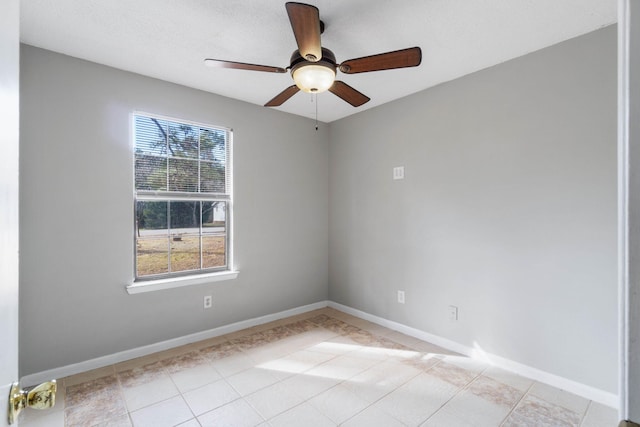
[198,398,265,427]
[308,384,369,424]
[305,338,359,356]
[226,367,280,396]
[233,332,271,351]
[411,340,459,355]
[580,401,618,427]
[199,340,242,361]
[63,365,116,387]
[121,376,180,412]
[243,341,293,364]
[320,334,364,350]
[503,411,565,427]
[309,307,334,316]
[405,348,445,364]
[64,392,128,426]
[467,375,524,407]
[421,408,475,426]
[280,372,341,400]
[176,419,201,427]
[348,343,409,361]
[341,404,406,427]
[373,372,460,426]
[268,402,335,427]
[257,349,337,380]
[244,381,306,420]
[336,316,378,329]
[436,386,518,425]
[528,381,591,416]
[63,374,128,427]
[384,330,423,348]
[117,361,167,388]
[114,354,161,373]
[129,395,193,427]
[304,354,378,382]
[285,319,321,335]
[168,362,222,394]
[241,323,277,335]
[440,354,488,375]
[342,359,421,403]
[182,379,240,416]
[265,317,296,328]
[94,413,133,427]
[20,408,65,427]
[282,329,339,349]
[482,365,535,392]
[210,352,256,377]
[154,343,202,361]
[192,334,230,349]
[65,374,120,409]
[160,350,209,373]
[222,330,253,341]
[505,394,582,426]
[403,352,444,372]
[427,360,481,388]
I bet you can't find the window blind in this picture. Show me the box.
[134,114,230,197]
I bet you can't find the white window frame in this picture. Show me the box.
[127,112,237,294]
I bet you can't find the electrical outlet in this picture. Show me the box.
[203,295,212,309]
[397,290,405,304]
[393,166,405,180]
[448,305,458,322]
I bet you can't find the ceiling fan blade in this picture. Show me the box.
[204,58,287,73]
[285,2,322,62]
[339,47,422,74]
[329,81,370,107]
[265,85,300,107]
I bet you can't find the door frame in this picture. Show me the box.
[0,0,21,425]
[618,0,640,422]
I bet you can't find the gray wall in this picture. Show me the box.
[19,45,329,376]
[328,26,618,393]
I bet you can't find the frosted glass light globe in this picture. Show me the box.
[292,64,336,93]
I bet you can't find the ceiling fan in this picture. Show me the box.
[204,2,422,108]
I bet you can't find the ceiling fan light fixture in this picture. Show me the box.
[292,63,336,93]
[203,3,421,109]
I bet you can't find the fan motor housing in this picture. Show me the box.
[290,47,337,75]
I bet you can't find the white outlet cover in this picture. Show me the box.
[398,290,405,304]
[204,296,212,308]
[448,305,458,321]
[393,166,404,180]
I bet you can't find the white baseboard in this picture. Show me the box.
[21,301,329,387]
[22,299,618,409]
[328,301,618,408]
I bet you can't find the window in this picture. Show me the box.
[133,113,232,280]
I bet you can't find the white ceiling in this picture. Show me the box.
[20,0,616,123]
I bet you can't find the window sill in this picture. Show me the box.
[126,270,239,294]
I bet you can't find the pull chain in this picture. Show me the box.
[315,93,319,131]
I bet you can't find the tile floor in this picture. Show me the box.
[20,308,617,427]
